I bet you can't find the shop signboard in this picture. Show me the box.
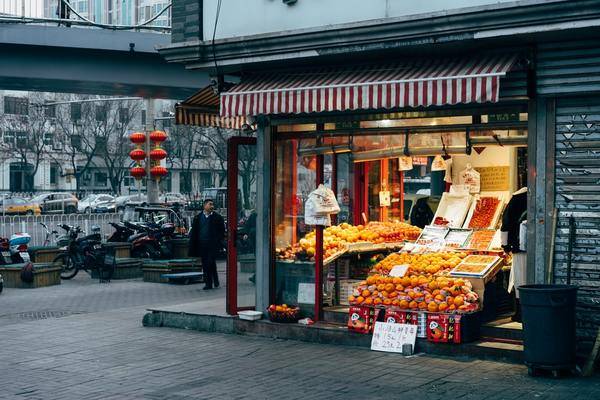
[371,321,418,354]
[476,166,510,191]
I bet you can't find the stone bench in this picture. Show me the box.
[0,262,61,288]
[142,258,202,283]
[91,257,143,280]
[102,242,132,259]
[28,246,61,263]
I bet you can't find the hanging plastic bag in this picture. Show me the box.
[308,184,340,215]
[304,195,332,226]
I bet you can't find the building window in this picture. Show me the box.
[200,172,212,190]
[43,132,53,146]
[141,110,147,126]
[119,107,129,124]
[71,135,82,150]
[95,104,107,122]
[180,171,192,193]
[3,131,15,145]
[4,96,29,115]
[162,111,171,127]
[44,103,56,118]
[94,172,108,187]
[16,132,28,148]
[96,137,107,152]
[50,163,59,185]
[70,103,81,121]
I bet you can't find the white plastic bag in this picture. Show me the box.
[304,195,332,226]
[308,184,340,215]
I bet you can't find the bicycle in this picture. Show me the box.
[40,222,59,247]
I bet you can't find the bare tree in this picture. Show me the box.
[53,94,102,193]
[0,92,51,192]
[94,99,142,194]
[202,126,256,209]
[165,125,211,196]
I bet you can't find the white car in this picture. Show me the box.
[115,194,147,212]
[78,194,115,213]
[160,192,189,207]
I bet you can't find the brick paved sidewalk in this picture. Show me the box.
[0,262,231,326]
[0,305,598,400]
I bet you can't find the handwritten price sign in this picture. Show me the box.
[371,322,417,354]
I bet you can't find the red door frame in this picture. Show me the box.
[226,136,257,315]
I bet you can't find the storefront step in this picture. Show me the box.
[480,318,523,341]
[143,308,524,364]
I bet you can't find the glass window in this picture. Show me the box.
[70,103,81,121]
[95,105,107,122]
[50,164,59,185]
[94,172,108,186]
[274,138,319,317]
[3,97,28,115]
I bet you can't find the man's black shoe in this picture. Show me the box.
[203,286,212,290]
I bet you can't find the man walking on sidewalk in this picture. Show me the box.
[189,199,225,290]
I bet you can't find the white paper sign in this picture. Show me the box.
[297,282,315,304]
[398,156,414,171]
[371,322,418,354]
[389,264,409,277]
[379,190,391,207]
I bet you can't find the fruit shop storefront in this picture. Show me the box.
[180,52,533,344]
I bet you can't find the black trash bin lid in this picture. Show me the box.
[518,284,578,307]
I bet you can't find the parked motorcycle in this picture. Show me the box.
[9,233,31,263]
[125,221,175,259]
[53,224,113,281]
[107,222,136,243]
[0,237,11,265]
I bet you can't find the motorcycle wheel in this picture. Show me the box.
[54,253,78,280]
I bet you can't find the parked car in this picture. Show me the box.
[115,194,147,213]
[78,194,115,213]
[160,192,189,207]
[0,197,41,215]
[31,193,78,214]
[94,198,117,213]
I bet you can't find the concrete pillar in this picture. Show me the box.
[145,98,160,204]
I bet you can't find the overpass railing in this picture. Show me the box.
[0,0,171,32]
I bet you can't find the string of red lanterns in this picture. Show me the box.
[129,130,169,182]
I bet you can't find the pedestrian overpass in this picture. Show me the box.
[0,24,208,99]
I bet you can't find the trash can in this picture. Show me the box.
[518,284,578,371]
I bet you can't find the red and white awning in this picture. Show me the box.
[220,54,518,118]
[175,86,248,129]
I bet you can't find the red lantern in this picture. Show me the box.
[129,148,146,161]
[130,132,146,144]
[149,130,167,143]
[130,166,146,180]
[150,165,168,180]
[149,148,167,161]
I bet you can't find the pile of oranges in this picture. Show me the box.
[348,273,479,313]
[276,221,423,261]
[372,252,467,275]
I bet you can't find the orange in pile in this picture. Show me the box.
[348,274,479,313]
[372,252,467,275]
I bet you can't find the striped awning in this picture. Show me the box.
[175,86,247,129]
[220,53,519,118]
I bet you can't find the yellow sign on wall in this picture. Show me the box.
[476,166,510,191]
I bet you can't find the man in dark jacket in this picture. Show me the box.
[189,199,225,290]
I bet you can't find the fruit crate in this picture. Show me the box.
[339,279,362,306]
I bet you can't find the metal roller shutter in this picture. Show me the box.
[554,97,600,342]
